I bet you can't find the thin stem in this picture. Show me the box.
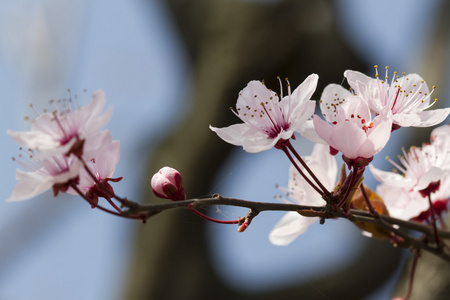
[360,184,377,215]
[187,204,240,224]
[280,146,324,196]
[336,166,358,209]
[70,183,144,220]
[104,196,123,213]
[404,250,420,300]
[428,194,441,247]
[286,141,331,196]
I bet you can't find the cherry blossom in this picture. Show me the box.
[375,178,450,221]
[269,143,337,245]
[345,66,450,129]
[210,74,318,153]
[370,142,450,220]
[313,84,392,165]
[371,144,448,191]
[7,90,112,156]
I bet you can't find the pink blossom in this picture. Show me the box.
[371,144,448,191]
[269,143,337,245]
[7,90,114,202]
[8,90,112,156]
[313,84,392,163]
[210,74,318,153]
[370,143,450,220]
[375,179,450,221]
[151,167,186,201]
[345,66,450,128]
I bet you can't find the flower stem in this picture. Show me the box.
[427,194,441,247]
[403,249,420,300]
[280,146,324,196]
[286,141,331,196]
[70,182,144,220]
[104,196,123,213]
[336,166,358,209]
[360,184,377,215]
[187,203,240,224]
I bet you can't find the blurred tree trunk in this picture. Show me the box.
[122,0,402,299]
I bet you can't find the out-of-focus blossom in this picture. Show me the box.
[313,84,392,165]
[210,74,318,153]
[269,143,337,245]
[151,167,186,201]
[67,140,122,207]
[7,90,115,202]
[7,150,82,201]
[8,90,112,157]
[370,138,450,221]
[345,66,450,129]
[431,123,450,151]
[375,179,450,221]
[371,144,448,193]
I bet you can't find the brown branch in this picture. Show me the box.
[120,193,450,261]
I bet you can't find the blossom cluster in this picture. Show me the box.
[210,66,450,244]
[7,90,121,209]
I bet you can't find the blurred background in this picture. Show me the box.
[0,0,449,299]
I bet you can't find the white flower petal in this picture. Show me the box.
[296,120,325,144]
[7,129,59,150]
[269,212,318,246]
[7,169,53,201]
[412,108,450,127]
[416,166,445,191]
[94,140,121,179]
[319,84,353,123]
[289,74,318,114]
[369,165,415,188]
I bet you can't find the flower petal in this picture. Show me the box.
[369,165,415,188]
[269,211,318,246]
[319,84,353,123]
[289,74,318,115]
[210,123,278,153]
[412,108,450,127]
[7,169,53,201]
[94,140,121,180]
[296,120,325,144]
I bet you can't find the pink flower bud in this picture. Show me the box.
[151,167,186,201]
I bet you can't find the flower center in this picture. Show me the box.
[26,91,82,147]
[231,78,292,139]
[386,145,440,185]
[373,65,437,115]
[12,147,74,176]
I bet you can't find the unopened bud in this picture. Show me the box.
[151,167,186,201]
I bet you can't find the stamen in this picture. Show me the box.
[385,155,407,174]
